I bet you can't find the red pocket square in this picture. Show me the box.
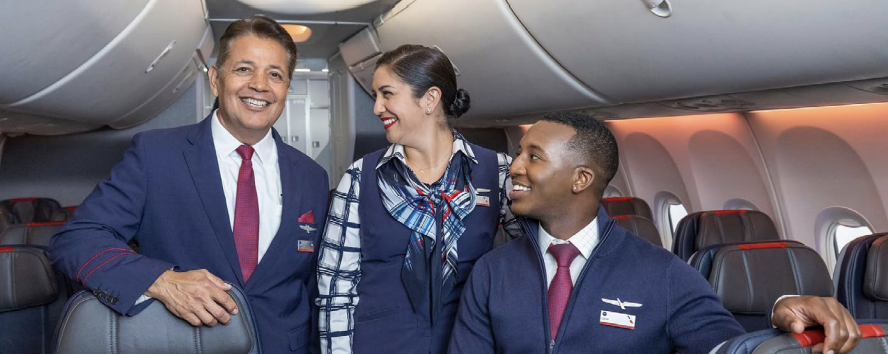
[298,210,315,224]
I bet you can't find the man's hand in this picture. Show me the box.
[772,296,861,354]
[145,269,239,327]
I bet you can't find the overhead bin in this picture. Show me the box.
[351,0,611,123]
[506,0,888,103]
[0,0,211,135]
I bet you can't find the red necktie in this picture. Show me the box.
[233,145,259,283]
[547,243,581,340]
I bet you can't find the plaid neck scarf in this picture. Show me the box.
[377,147,476,318]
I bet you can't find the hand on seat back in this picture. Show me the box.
[144,269,239,327]
[772,295,861,354]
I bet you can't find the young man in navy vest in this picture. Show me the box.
[448,111,860,354]
[50,16,327,354]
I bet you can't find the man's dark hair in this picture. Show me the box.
[540,111,619,189]
[216,16,298,79]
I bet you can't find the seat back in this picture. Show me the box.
[835,232,888,320]
[0,198,62,224]
[52,285,261,354]
[601,197,653,220]
[0,245,69,354]
[613,215,662,247]
[0,222,67,247]
[673,210,780,261]
[50,206,77,222]
[691,241,833,332]
[715,321,888,354]
[0,208,19,233]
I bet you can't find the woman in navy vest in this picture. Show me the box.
[317,45,523,354]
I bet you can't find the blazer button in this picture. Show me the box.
[110,297,119,305]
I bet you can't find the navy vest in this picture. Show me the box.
[353,144,500,354]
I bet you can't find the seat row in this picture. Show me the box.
[0,197,76,233]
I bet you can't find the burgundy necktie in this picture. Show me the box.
[233,145,259,283]
[547,243,581,340]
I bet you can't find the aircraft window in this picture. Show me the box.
[667,202,688,235]
[603,185,623,198]
[833,222,873,256]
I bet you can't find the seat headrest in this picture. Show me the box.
[601,197,653,220]
[695,210,779,251]
[0,198,62,223]
[51,206,77,222]
[865,235,888,301]
[709,242,832,314]
[0,222,66,247]
[53,285,260,354]
[613,215,661,247]
[0,246,58,311]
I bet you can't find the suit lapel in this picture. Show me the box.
[183,115,246,286]
[245,131,305,291]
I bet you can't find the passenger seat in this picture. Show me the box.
[673,210,780,261]
[835,232,888,320]
[0,222,67,247]
[0,198,62,224]
[50,206,77,222]
[0,208,18,233]
[612,215,662,247]
[714,321,888,354]
[0,245,70,354]
[601,197,653,220]
[689,241,833,332]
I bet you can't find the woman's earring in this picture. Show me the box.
[426,107,432,114]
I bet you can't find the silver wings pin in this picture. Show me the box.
[601,298,643,310]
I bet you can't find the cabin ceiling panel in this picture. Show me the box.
[373,0,610,124]
[3,0,207,126]
[507,0,888,104]
[0,0,149,104]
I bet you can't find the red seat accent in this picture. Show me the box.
[738,242,788,250]
[64,206,77,212]
[791,324,885,347]
[0,247,13,253]
[26,221,66,227]
[603,197,634,202]
[10,198,38,203]
[713,210,748,215]
[611,215,633,220]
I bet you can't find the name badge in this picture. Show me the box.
[298,240,315,253]
[476,196,490,207]
[600,310,636,330]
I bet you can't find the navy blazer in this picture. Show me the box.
[51,115,329,353]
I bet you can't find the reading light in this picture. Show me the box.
[282,24,312,43]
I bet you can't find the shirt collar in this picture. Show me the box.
[537,216,600,260]
[211,110,275,164]
[376,130,478,170]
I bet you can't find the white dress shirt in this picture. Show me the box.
[211,111,282,262]
[537,217,600,287]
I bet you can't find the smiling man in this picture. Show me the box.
[51,16,328,354]
[448,111,860,354]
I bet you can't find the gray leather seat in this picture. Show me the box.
[673,210,780,261]
[50,206,77,222]
[0,245,69,354]
[613,215,662,247]
[0,208,18,233]
[835,232,888,319]
[690,241,833,332]
[0,198,62,224]
[714,321,888,354]
[601,197,653,220]
[52,285,261,354]
[0,222,66,247]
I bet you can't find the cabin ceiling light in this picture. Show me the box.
[641,0,672,18]
[282,25,312,43]
[237,0,379,15]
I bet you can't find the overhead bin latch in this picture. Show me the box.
[640,0,672,18]
[146,40,177,73]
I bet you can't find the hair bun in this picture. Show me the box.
[449,88,471,119]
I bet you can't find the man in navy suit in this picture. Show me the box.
[50,16,327,354]
[449,112,860,354]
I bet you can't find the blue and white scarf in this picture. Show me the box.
[377,138,476,316]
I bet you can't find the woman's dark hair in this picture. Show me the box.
[216,16,298,78]
[376,45,471,120]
